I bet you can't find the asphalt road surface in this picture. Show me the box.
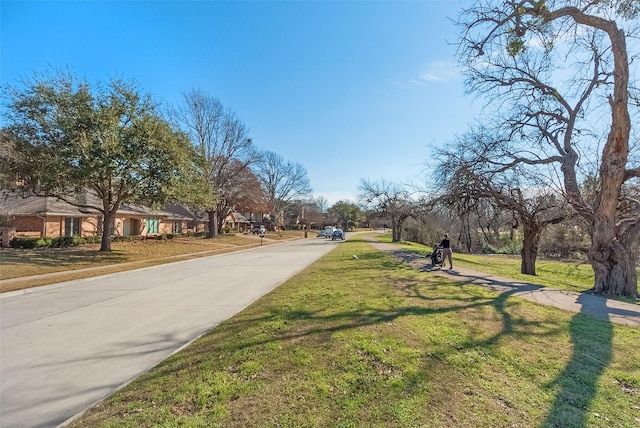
[1,237,340,428]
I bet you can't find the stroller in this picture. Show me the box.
[430,244,444,268]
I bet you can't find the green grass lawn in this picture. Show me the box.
[68,235,640,428]
[393,237,640,297]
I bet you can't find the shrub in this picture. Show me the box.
[539,225,589,260]
[36,238,53,248]
[482,238,522,255]
[83,235,102,244]
[10,234,101,248]
[112,235,144,242]
[11,237,47,248]
[51,236,75,247]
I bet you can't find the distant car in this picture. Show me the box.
[252,225,267,235]
[317,227,335,238]
[331,229,345,241]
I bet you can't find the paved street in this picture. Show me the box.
[1,237,339,428]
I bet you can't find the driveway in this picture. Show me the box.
[0,237,340,428]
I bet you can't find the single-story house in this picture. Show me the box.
[226,212,250,232]
[0,191,194,244]
[0,191,273,245]
[162,203,209,234]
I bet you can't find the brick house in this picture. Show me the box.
[225,212,250,232]
[162,203,209,234]
[0,192,269,245]
[0,191,193,242]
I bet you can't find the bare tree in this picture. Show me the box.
[435,129,568,274]
[253,151,312,228]
[359,179,414,242]
[457,1,640,297]
[314,196,329,216]
[296,196,328,229]
[174,89,259,238]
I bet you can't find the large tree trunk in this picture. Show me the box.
[391,225,399,242]
[520,222,542,275]
[558,25,638,298]
[391,217,402,242]
[215,204,232,235]
[459,211,473,253]
[588,238,638,297]
[99,209,115,252]
[207,210,219,238]
[587,27,635,297]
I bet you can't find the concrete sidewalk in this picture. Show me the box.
[368,240,640,328]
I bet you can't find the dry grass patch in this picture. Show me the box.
[0,234,295,292]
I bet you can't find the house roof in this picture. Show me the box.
[0,191,192,220]
[1,191,96,217]
[162,204,208,222]
[230,212,249,223]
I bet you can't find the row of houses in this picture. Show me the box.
[0,191,269,246]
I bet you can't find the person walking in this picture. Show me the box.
[440,233,453,269]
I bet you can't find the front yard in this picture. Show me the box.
[0,232,305,292]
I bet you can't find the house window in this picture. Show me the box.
[173,221,182,234]
[64,217,81,237]
[146,217,159,235]
[123,218,141,237]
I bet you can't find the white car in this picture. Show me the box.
[317,227,335,238]
[252,225,267,235]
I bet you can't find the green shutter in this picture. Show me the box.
[147,217,159,235]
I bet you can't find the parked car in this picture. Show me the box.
[317,227,335,238]
[252,225,267,235]
[331,229,345,241]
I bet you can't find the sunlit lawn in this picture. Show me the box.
[391,237,640,296]
[67,236,640,428]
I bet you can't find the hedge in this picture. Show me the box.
[10,235,101,249]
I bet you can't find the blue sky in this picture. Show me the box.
[2,0,475,205]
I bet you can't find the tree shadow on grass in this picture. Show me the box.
[0,248,127,269]
[146,272,564,391]
[541,294,613,427]
[383,246,617,427]
[382,245,617,426]
[97,241,617,427]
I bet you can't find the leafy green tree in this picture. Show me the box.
[457,1,640,297]
[2,70,195,251]
[329,201,362,231]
